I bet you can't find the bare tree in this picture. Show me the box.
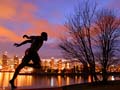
[59,0,98,82]
[95,9,120,82]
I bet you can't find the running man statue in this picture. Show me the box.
[9,32,48,88]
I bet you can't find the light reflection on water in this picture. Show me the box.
[0,72,120,88]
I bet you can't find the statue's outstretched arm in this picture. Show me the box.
[14,40,32,47]
[23,34,37,39]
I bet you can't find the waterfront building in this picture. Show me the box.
[50,57,55,70]
[57,59,62,73]
[2,52,8,70]
[0,52,120,74]
[14,55,19,69]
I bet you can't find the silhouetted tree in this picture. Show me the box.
[94,9,120,82]
[59,0,98,82]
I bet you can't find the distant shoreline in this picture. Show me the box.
[19,72,120,77]
[0,71,120,76]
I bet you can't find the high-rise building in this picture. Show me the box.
[50,57,54,69]
[65,62,70,69]
[2,52,8,69]
[57,59,62,73]
[14,55,19,69]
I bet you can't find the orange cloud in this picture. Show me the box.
[0,26,21,42]
[0,0,37,21]
[0,0,66,43]
[0,0,18,19]
[19,2,37,19]
[24,19,66,39]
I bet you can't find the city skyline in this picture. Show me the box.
[0,0,120,58]
[0,52,120,73]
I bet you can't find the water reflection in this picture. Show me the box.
[57,75,62,86]
[66,76,70,85]
[50,77,54,87]
[109,76,115,81]
[0,72,13,87]
[0,72,120,88]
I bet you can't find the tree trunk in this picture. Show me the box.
[82,63,89,82]
[90,64,98,82]
[102,68,108,83]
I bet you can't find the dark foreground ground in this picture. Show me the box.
[62,80,120,90]
[12,80,120,90]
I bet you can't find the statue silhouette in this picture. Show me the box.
[9,32,48,88]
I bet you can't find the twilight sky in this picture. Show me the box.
[0,0,120,58]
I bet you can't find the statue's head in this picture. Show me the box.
[41,32,48,41]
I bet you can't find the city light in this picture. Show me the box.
[0,65,2,70]
[0,52,120,74]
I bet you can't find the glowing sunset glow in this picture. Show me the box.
[0,26,21,42]
[0,0,119,58]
